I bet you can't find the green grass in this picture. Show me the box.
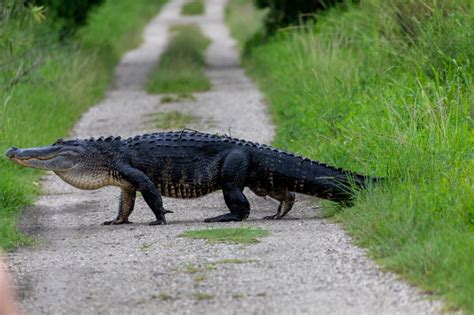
[0,0,167,251]
[179,227,270,244]
[224,0,267,50]
[156,292,175,301]
[160,92,196,103]
[182,0,205,16]
[194,292,214,300]
[149,111,201,130]
[227,0,474,312]
[213,258,251,264]
[147,24,211,93]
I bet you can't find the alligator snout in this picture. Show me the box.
[5,147,18,159]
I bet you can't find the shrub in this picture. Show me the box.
[255,0,341,33]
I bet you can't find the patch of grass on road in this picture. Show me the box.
[179,227,269,244]
[227,0,474,312]
[150,111,201,130]
[194,292,213,300]
[182,0,205,16]
[160,92,196,103]
[0,0,167,251]
[155,293,176,301]
[147,24,211,93]
[213,258,251,264]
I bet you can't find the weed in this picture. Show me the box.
[179,227,270,244]
[140,242,154,252]
[156,293,175,301]
[214,258,248,264]
[194,292,214,300]
[184,264,201,274]
[193,274,207,282]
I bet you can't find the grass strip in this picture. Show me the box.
[147,24,211,93]
[149,111,201,130]
[179,227,269,244]
[182,0,205,16]
[226,0,474,312]
[0,0,167,251]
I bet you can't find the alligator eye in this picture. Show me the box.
[53,138,64,145]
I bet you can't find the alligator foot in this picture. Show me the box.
[103,219,133,225]
[149,209,173,226]
[263,214,278,220]
[204,213,243,223]
[149,220,166,226]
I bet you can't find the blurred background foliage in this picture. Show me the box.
[255,0,344,33]
[27,0,104,35]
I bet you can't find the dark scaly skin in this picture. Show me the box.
[5,131,379,225]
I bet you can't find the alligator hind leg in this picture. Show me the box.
[103,186,136,225]
[204,151,250,223]
[263,190,295,220]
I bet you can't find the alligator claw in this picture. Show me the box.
[149,219,166,226]
[103,219,133,225]
[204,213,243,222]
[149,209,171,225]
[263,215,277,220]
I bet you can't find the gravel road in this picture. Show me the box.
[8,0,441,314]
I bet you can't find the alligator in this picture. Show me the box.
[5,131,378,225]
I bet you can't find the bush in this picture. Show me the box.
[255,0,341,33]
[30,0,104,33]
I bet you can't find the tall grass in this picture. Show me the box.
[147,24,211,93]
[0,0,167,250]
[228,0,473,312]
[224,0,267,48]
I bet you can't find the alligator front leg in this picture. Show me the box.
[263,190,295,220]
[103,186,136,225]
[117,164,170,225]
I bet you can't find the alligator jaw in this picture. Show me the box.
[5,145,71,171]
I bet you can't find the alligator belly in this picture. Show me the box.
[157,182,220,199]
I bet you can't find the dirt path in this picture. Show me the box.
[9,0,441,314]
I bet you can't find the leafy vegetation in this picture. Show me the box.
[255,0,341,33]
[0,0,167,251]
[227,0,473,312]
[147,24,211,93]
[33,0,104,32]
[182,0,205,16]
[179,227,270,244]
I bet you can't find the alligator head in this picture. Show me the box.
[5,139,89,171]
[5,138,116,190]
